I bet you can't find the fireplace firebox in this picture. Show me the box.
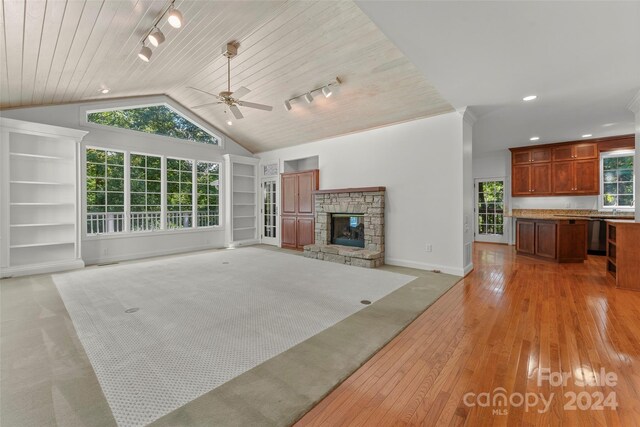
[331,214,365,248]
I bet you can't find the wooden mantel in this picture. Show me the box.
[313,186,386,194]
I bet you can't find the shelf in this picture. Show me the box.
[234,215,257,219]
[10,241,75,249]
[10,180,71,186]
[233,174,256,179]
[233,203,256,206]
[233,227,256,231]
[233,190,256,194]
[607,257,617,266]
[10,152,67,160]
[10,202,74,206]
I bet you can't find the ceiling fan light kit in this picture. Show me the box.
[284,77,341,111]
[137,0,185,62]
[188,42,274,124]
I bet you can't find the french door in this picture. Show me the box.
[475,178,507,243]
[261,178,278,245]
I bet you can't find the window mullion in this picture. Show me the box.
[192,161,198,229]
[161,156,167,230]
[124,151,131,233]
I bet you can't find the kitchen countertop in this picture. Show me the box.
[508,209,635,221]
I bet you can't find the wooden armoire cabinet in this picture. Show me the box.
[281,169,319,250]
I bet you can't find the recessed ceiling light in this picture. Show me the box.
[602,123,616,127]
[523,95,537,102]
[226,120,232,126]
[530,136,540,141]
[582,134,593,138]
[100,88,109,94]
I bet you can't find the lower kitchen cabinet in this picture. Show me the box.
[281,216,315,250]
[516,218,588,263]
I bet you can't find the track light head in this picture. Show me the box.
[138,45,152,62]
[304,92,313,104]
[284,100,292,111]
[148,28,165,47]
[322,86,332,98]
[167,7,183,28]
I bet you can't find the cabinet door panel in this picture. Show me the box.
[297,171,315,214]
[513,151,531,165]
[281,175,297,214]
[531,148,551,163]
[531,164,551,194]
[535,222,557,259]
[296,217,315,248]
[516,221,535,254]
[552,162,574,194]
[574,143,598,160]
[574,159,599,194]
[281,217,297,248]
[512,165,531,196]
[553,146,574,161]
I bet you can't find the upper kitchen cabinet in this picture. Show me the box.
[509,137,624,197]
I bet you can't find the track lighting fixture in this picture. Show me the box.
[138,44,152,62]
[137,1,185,62]
[148,28,165,47]
[167,5,184,28]
[283,77,341,111]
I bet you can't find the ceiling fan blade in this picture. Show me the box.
[229,104,244,120]
[232,86,251,99]
[187,86,223,100]
[237,100,273,111]
[191,101,223,110]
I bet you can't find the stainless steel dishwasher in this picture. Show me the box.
[587,219,607,255]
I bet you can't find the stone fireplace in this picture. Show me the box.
[303,187,385,268]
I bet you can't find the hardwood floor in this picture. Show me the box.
[295,243,640,426]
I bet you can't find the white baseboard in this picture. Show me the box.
[83,244,224,266]
[1,259,85,278]
[463,262,474,276]
[385,258,464,276]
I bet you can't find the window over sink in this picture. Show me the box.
[600,150,635,210]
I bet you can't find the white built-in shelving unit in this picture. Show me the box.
[0,118,87,277]
[223,154,259,247]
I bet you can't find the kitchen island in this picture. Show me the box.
[515,217,589,263]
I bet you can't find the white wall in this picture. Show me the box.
[257,112,470,276]
[1,97,254,264]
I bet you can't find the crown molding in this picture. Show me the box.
[457,106,478,125]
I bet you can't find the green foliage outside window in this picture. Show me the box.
[477,181,505,235]
[196,162,220,227]
[603,155,634,208]
[87,105,219,145]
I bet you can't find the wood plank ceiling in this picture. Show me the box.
[0,0,453,153]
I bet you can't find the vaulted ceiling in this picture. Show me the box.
[0,0,453,153]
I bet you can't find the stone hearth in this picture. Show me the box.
[304,187,385,268]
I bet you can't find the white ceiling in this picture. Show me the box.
[0,0,452,153]
[356,1,640,154]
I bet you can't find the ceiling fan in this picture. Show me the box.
[189,43,273,121]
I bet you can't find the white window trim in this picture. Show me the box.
[79,96,225,149]
[599,149,635,212]
[84,146,223,239]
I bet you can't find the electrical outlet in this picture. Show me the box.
[425,244,433,252]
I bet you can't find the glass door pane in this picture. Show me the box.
[263,180,277,239]
[477,180,505,236]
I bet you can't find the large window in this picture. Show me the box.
[601,151,635,210]
[166,158,193,229]
[196,162,220,227]
[87,104,220,145]
[85,148,221,235]
[476,180,505,236]
[86,148,125,234]
[130,154,162,231]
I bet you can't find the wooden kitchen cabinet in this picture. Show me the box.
[281,169,319,250]
[552,159,599,195]
[511,163,552,196]
[516,218,588,263]
[511,139,601,197]
[606,221,640,291]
